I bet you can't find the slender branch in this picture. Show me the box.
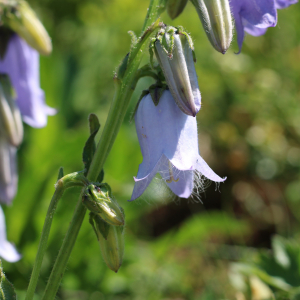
[25,189,63,300]
[25,172,89,300]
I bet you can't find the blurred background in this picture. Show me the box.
[2,0,300,299]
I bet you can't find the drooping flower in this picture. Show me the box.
[230,0,297,52]
[0,34,54,204]
[131,90,225,201]
[0,205,21,262]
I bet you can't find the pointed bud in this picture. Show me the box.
[3,1,52,55]
[0,75,23,147]
[154,27,201,117]
[83,183,125,226]
[166,0,188,20]
[89,213,124,273]
[191,0,233,54]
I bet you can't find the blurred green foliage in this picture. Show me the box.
[1,0,300,299]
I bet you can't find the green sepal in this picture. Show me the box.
[149,83,167,106]
[166,0,188,20]
[0,261,16,300]
[117,53,129,80]
[57,167,64,181]
[97,169,104,183]
[89,213,110,240]
[82,114,100,176]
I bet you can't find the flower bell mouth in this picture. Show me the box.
[131,90,226,201]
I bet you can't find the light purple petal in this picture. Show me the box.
[244,20,268,36]
[134,91,199,177]
[162,168,194,198]
[230,0,277,52]
[0,34,55,128]
[275,0,298,9]
[130,156,166,201]
[230,0,277,28]
[0,137,18,205]
[195,156,226,182]
[0,206,21,262]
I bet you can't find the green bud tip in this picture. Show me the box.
[191,0,233,54]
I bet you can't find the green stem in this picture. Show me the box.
[25,189,63,300]
[40,1,166,299]
[25,172,89,300]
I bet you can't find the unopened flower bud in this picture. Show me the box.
[191,0,233,54]
[3,1,52,55]
[154,27,201,117]
[89,213,124,273]
[0,75,23,147]
[83,183,125,226]
[166,0,188,19]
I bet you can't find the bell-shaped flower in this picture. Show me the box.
[154,28,201,117]
[0,205,21,262]
[0,34,55,128]
[0,34,54,204]
[230,0,297,52]
[131,90,225,201]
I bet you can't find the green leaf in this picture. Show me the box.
[0,261,16,300]
[82,114,100,176]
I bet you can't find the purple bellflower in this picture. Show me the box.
[230,0,297,52]
[0,205,21,262]
[0,34,55,204]
[131,90,225,201]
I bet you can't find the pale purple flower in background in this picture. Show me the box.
[230,0,297,52]
[0,205,21,262]
[131,90,225,201]
[0,34,55,204]
[0,34,55,128]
